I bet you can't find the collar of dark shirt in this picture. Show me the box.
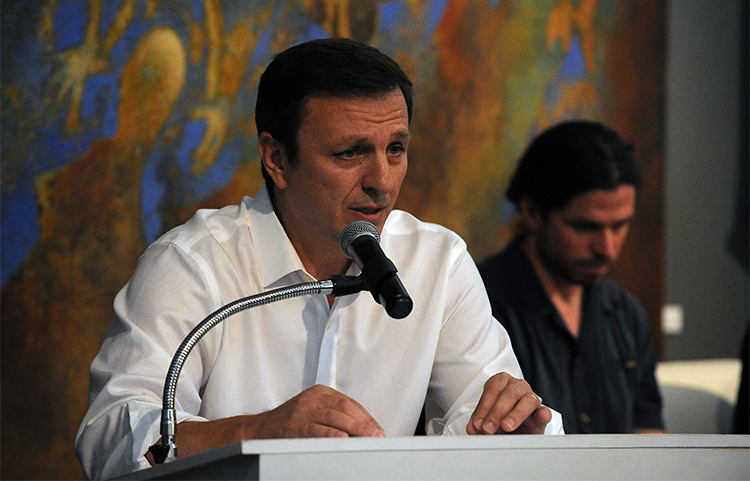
[498,235,618,330]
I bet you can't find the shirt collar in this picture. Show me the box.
[583,277,616,315]
[245,183,311,289]
[502,236,558,319]
[506,235,616,319]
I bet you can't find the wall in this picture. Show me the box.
[664,0,749,360]
[0,1,667,479]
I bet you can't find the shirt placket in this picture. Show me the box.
[314,304,339,389]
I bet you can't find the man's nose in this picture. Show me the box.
[362,152,394,195]
[593,228,619,259]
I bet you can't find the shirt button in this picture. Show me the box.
[575,359,582,368]
[624,360,637,369]
[580,413,591,424]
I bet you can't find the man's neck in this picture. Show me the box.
[271,186,351,283]
[520,236,584,337]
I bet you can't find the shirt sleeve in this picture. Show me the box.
[75,241,224,480]
[630,299,665,431]
[423,243,564,436]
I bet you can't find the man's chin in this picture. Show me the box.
[576,276,602,287]
[569,265,610,286]
[573,271,608,287]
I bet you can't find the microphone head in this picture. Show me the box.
[340,221,380,259]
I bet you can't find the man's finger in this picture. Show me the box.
[515,405,553,434]
[499,391,545,433]
[318,404,385,437]
[478,378,530,434]
[469,373,510,433]
[313,387,385,437]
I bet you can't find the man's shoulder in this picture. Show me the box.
[478,246,514,272]
[477,239,527,284]
[382,211,472,271]
[153,200,249,251]
[477,240,551,321]
[384,210,465,244]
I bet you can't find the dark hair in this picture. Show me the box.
[507,120,641,214]
[255,38,413,182]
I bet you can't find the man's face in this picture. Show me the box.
[532,185,636,287]
[271,90,409,264]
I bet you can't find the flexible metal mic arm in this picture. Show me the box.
[149,275,365,464]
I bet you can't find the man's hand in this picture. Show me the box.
[467,372,551,435]
[249,384,386,439]
[148,385,385,464]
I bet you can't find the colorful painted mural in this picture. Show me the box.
[0,1,665,478]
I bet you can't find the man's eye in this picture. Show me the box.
[387,144,405,155]
[613,221,630,231]
[337,149,359,159]
[571,223,600,232]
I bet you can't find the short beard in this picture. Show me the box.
[536,243,608,288]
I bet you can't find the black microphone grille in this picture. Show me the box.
[339,221,380,259]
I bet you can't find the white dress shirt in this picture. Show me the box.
[75,183,563,479]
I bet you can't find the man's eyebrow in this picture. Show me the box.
[567,219,604,227]
[612,216,635,226]
[337,129,410,146]
[394,129,411,139]
[566,216,634,227]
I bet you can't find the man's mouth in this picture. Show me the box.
[578,261,610,275]
[353,206,384,215]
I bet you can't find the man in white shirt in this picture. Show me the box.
[75,37,563,480]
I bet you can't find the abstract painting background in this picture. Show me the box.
[1,1,665,478]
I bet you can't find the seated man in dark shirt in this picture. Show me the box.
[478,121,664,434]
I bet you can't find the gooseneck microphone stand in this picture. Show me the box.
[149,275,366,464]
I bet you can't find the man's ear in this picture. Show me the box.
[518,195,542,234]
[258,132,288,189]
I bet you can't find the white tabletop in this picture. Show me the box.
[121,434,750,480]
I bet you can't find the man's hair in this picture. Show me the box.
[255,38,414,182]
[507,120,641,214]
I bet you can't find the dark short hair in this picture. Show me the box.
[507,120,641,214]
[255,38,414,182]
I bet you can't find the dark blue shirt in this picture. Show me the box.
[478,237,664,433]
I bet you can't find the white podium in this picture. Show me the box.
[119,434,749,480]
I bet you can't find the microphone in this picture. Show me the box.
[339,221,413,319]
